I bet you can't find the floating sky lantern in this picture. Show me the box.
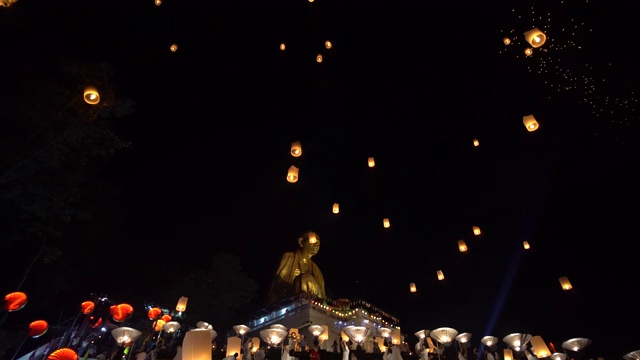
[176,296,188,312]
[325,40,332,49]
[383,218,390,228]
[290,141,302,157]
[503,37,511,45]
[524,27,547,48]
[437,270,445,280]
[280,43,286,51]
[523,114,539,132]
[368,157,375,167]
[287,166,299,183]
[83,86,100,105]
[473,139,480,147]
[0,0,18,7]
[524,47,533,56]
[316,54,323,63]
[458,240,468,252]
[472,226,481,235]
[332,203,339,214]
[170,44,178,52]
[154,0,161,5]
[409,283,417,293]
[559,276,572,290]
[523,241,531,249]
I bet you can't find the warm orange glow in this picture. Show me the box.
[154,0,161,5]
[523,115,539,132]
[162,314,172,322]
[437,270,445,280]
[48,348,78,360]
[368,157,375,167]
[409,283,417,292]
[3,292,28,312]
[81,301,95,315]
[524,47,533,56]
[458,240,468,252]
[523,241,531,249]
[290,141,302,157]
[309,232,318,244]
[503,349,513,360]
[530,336,551,358]
[316,54,323,63]
[383,218,390,228]
[29,320,49,338]
[472,226,481,235]
[287,165,299,183]
[280,43,286,51]
[83,86,100,105]
[473,139,480,147]
[503,37,511,45]
[170,44,178,52]
[332,203,339,214]
[559,276,573,290]
[325,40,332,49]
[176,296,188,312]
[154,319,166,332]
[524,27,547,48]
[110,303,134,322]
[148,307,162,320]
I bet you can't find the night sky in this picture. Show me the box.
[2,0,640,359]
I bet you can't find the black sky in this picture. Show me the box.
[3,0,640,359]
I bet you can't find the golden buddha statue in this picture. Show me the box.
[267,230,326,305]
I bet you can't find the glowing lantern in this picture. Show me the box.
[319,326,329,342]
[163,321,182,334]
[503,37,511,45]
[0,0,19,7]
[28,320,49,338]
[430,327,458,346]
[332,203,340,214]
[83,86,100,105]
[561,338,591,352]
[81,301,95,315]
[391,330,401,345]
[523,115,539,132]
[148,307,163,320]
[316,54,323,63]
[112,327,142,346]
[559,276,572,290]
[503,333,532,351]
[458,240,468,252]
[524,47,533,56]
[280,43,286,51]
[227,335,242,357]
[154,319,166,331]
[383,218,390,228]
[481,336,498,348]
[251,337,261,352]
[523,241,530,249]
[309,232,318,244]
[325,40,332,49]
[154,0,161,5]
[162,314,172,322]
[524,27,546,48]
[176,296,188,312]
[110,303,134,322]
[290,141,302,157]
[472,226,481,235]
[530,336,551,358]
[410,283,417,293]
[260,328,288,347]
[437,270,445,280]
[473,139,480,147]
[184,329,214,360]
[503,349,514,360]
[170,44,178,52]
[455,333,472,346]
[368,157,375,167]
[47,348,78,360]
[4,292,28,312]
[287,165,299,183]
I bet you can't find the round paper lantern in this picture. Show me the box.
[161,314,172,323]
[4,292,28,312]
[48,348,78,360]
[148,307,162,320]
[83,86,100,105]
[110,303,134,322]
[81,301,95,315]
[154,319,166,332]
[28,320,49,338]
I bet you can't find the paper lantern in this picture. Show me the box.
[290,141,302,157]
[319,325,329,341]
[437,270,445,280]
[163,321,182,333]
[233,325,250,336]
[112,327,142,346]
[226,335,242,357]
[83,86,100,105]
[48,348,78,360]
[259,328,288,346]
[455,333,472,345]
[81,301,95,315]
[176,296,188,312]
[110,303,134,322]
[391,329,401,345]
[530,335,551,358]
[4,291,28,312]
[524,27,546,48]
[415,330,428,339]
[155,0,161,5]
[170,44,178,52]
[481,336,499,348]
[28,320,49,338]
[378,328,393,339]
[524,47,533,56]
[503,37,511,45]
[383,218,390,228]
[473,139,480,147]
[280,43,286,51]
[309,325,325,337]
[154,319,166,332]
[287,166,299,183]
[430,327,458,345]
[316,54,323,63]
[270,324,287,331]
[472,226,481,235]
[343,326,373,345]
[523,241,531,250]
[410,283,417,293]
[183,329,213,360]
[251,337,260,353]
[503,333,532,351]
[148,307,163,320]
[503,349,514,360]
[561,338,591,352]
[559,276,572,290]
[368,157,375,167]
[162,314,172,322]
[325,41,332,49]
[332,203,340,214]
[523,115,539,132]
[458,240,468,252]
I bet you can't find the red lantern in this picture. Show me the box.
[3,292,28,312]
[48,348,78,360]
[81,301,95,315]
[110,303,134,322]
[28,320,49,338]
[148,307,162,320]
[161,314,172,323]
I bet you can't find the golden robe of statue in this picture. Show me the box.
[267,231,326,305]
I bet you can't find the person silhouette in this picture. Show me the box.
[267,230,326,304]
